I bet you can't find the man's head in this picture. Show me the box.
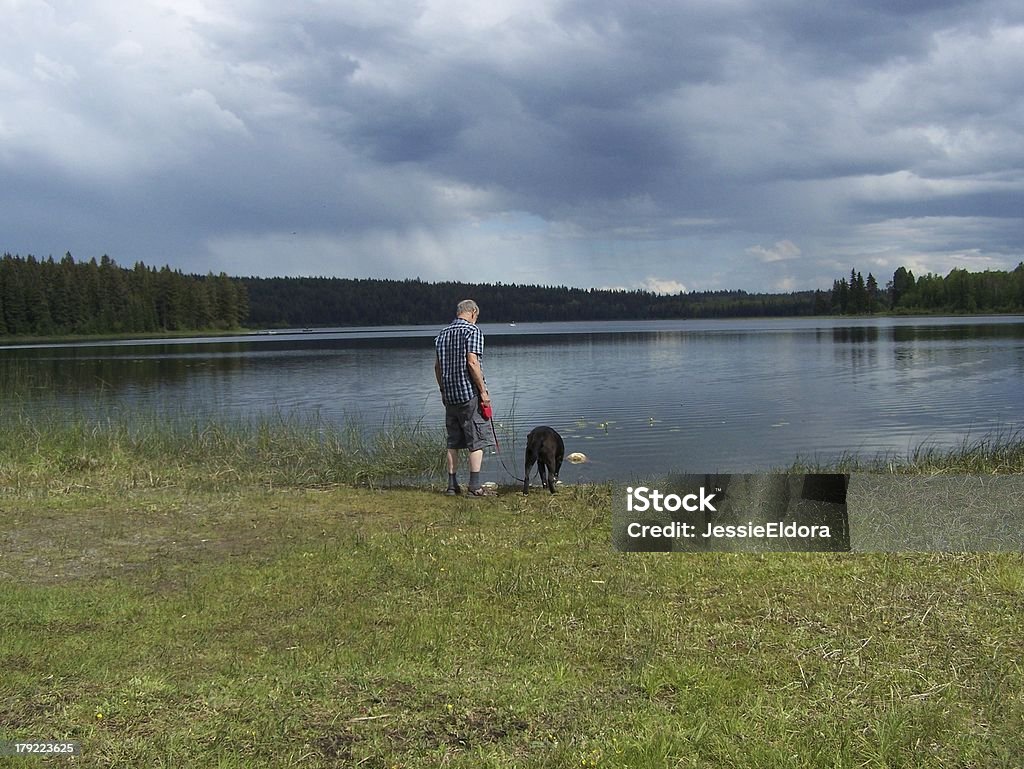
[456,299,480,323]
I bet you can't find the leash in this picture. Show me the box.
[485,405,527,484]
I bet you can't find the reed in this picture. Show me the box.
[787,429,1024,475]
[0,404,445,492]
[4,400,1024,496]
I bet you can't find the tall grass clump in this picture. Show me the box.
[787,428,1024,475]
[0,403,445,493]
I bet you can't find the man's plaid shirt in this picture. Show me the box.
[435,318,484,405]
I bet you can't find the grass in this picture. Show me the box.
[787,428,1024,475]
[1,417,1023,767]
[0,406,445,493]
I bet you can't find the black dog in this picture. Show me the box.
[524,426,564,495]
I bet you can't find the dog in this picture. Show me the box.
[523,426,564,495]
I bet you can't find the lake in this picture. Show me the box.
[2,316,1023,483]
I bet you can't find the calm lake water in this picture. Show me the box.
[3,316,1023,483]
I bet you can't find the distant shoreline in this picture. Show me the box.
[3,310,1023,347]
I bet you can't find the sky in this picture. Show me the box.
[2,0,1023,293]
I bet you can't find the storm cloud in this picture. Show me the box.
[2,0,1022,291]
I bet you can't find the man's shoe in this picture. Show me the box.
[468,486,496,497]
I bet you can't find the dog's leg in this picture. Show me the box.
[523,449,536,495]
[551,435,565,494]
[544,459,557,494]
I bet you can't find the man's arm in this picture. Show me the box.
[466,352,490,403]
[434,357,447,403]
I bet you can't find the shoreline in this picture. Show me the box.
[3,311,1023,347]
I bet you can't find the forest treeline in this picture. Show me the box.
[240,262,1024,325]
[1,252,1023,336]
[830,265,1024,315]
[0,253,248,336]
[240,276,827,326]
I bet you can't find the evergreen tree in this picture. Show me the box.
[890,266,915,308]
[848,270,867,314]
[865,273,879,313]
[98,254,131,331]
[52,253,84,331]
[155,266,186,330]
[80,258,103,333]
[24,255,56,334]
[813,289,830,314]
[212,272,245,328]
[1,255,29,334]
[831,278,850,314]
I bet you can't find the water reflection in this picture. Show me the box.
[2,316,1023,480]
[831,326,880,344]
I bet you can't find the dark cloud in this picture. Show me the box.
[857,188,1024,226]
[1,0,1021,290]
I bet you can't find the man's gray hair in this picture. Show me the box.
[456,299,479,316]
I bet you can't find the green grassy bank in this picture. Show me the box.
[1,419,1023,767]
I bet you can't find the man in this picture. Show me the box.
[434,299,494,496]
